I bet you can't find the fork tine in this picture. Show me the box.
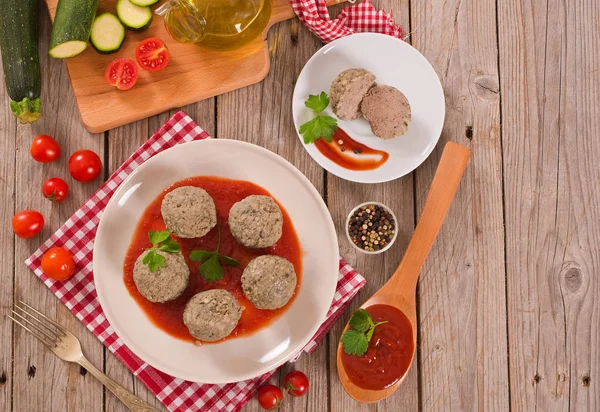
[8,315,56,348]
[11,311,60,344]
[17,300,67,336]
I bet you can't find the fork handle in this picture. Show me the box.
[77,356,162,412]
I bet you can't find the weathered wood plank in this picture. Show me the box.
[411,0,509,410]
[498,0,600,410]
[218,20,326,412]
[11,7,105,412]
[322,2,416,412]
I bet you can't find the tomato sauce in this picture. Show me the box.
[341,304,414,390]
[123,176,302,344]
[314,128,389,171]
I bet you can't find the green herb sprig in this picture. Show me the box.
[299,92,338,144]
[190,227,240,282]
[143,230,181,273]
[340,308,387,356]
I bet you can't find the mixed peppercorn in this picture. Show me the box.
[347,204,395,252]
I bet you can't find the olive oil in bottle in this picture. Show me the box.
[156,0,273,51]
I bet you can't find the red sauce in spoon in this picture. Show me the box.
[341,304,414,390]
[314,128,389,171]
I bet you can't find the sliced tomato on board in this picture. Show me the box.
[135,38,170,72]
[105,58,138,90]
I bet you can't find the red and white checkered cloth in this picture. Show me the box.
[290,0,403,43]
[25,111,366,412]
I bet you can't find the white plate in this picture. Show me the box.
[292,33,445,183]
[93,139,339,383]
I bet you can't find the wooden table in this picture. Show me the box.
[1,1,598,411]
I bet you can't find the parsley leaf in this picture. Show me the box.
[199,253,224,282]
[340,330,369,356]
[220,255,241,266]
[142,229,180,273]
[299,92,338,144]
[349,308,372,333]
[304,91,330,113]
[340,308,388,356]
[189,250,214,262]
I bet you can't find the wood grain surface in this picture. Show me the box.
[1,0,599,412]
[43,0,344,133]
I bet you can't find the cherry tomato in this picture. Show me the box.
[136,38,170,72]
[68,150,102,182]
[12,210,44,238]
[283,370,309,397]
[41,247,75,281]
[42,177,69,203]
[257,385,283,410]
[105,58,138,90]
[30,134,60,163]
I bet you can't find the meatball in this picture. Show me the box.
[228,195,283,248]
[183,289,243,342]
[161,186,217,238]
[360,85,412,140]
[330,68,377,121]
[242,255,297,310]
[133,250,189,303]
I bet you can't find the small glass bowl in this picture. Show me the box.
[345,201,398,255]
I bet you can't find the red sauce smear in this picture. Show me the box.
[123,176,302,344]
[341,304,414,390]
[314,128,389,171]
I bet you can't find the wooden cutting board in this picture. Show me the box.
[45,0,343,133]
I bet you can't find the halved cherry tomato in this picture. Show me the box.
[42,177,69,203]
[30,134,60,163]
[283,370,309,397]
[12,210,44,239]
[257,385,283,410]
[69,150,102,182]
[135,38,170,72]
[105,58,138,90]
[41,247,75,281]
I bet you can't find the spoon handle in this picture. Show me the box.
[388,141,470,293]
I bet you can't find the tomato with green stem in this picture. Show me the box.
[283,370,309,397]
[42,177,69,203]
[257,385,283,410]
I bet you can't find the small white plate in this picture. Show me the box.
[292,33,445,183]
[93,139,339,383]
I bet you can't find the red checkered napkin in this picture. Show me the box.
[25,111,366,412]
[290,0,403,43]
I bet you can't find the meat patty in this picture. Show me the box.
[242,255,297,310]
[161,186,217,238]
[133,250,189,303]
[183,289,243,342]
[228,195,283,248]
[360,85,412,139]
[330,69,377,121]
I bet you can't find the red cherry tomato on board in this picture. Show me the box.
[12,210,44,238]
[105,58,138,90]
[42,177,69,203]
[41,247,75,281]
[30,134,61,163]
[135,38,170,72]
[68,150,102,182]
[257,385,283,410]
[283,370,309,397]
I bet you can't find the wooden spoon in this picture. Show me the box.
[337,141,471,403]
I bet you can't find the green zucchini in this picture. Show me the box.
[130,0,159,6]
[49,0,99,58]
[91,13,125,54]
[0,0,42,123]
[117,0,153,31]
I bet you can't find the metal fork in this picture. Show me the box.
[9,301,161,412]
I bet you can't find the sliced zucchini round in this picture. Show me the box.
[129,0,159,6]
[117,0,153,30]
[91,13,125,54]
